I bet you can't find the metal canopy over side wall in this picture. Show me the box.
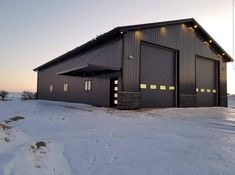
[35,19,230,108]
[37,38,123,106]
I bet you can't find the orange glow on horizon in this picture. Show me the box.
[0,73,37,92]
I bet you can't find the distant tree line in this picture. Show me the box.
[21,91,36,100]
[0,90,36,101]
[0,90,9,101]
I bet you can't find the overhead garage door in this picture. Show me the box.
[196,56,218,107]
[140,43,177,108]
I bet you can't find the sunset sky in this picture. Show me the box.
[0,0,234,93]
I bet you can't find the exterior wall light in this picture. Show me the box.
[129,55,134,59]
[135,31,142,40]
[194,25,198,28]
[209,40,212,43]
[222,53,225,56]
[160,27,167,35]
[120,32,123,34]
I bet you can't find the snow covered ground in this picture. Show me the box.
[0,95,235,175]
[228,95,235,108]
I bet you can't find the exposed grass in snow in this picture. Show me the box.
[4,116,25,124]
[0,96,235,175]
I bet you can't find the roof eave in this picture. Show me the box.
[192,20,233,62]
[33,27,122,71]
[34,18,233,71]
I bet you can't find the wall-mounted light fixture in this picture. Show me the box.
[159,27,167,37]
[129,55,134,59]
[135,31,142,40]
[120,31,123,34]
[209,40,212,43]
[194,25,198,28]
[222,53,225,56]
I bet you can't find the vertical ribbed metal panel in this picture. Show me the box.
[196,56,218,106]
[37,23,227,108]
[122,24,226,107]
[37,38,122,107]
[219,61,227,106]
[140,43,176,107]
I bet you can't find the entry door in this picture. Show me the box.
[140,43,177,108]
[196,56,218,107]
[110,78,119,106]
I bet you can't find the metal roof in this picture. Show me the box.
[34,18,233,71]
[56,64,120,77]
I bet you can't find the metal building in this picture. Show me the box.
[34,18,233,109]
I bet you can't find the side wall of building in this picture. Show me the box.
[122,24,227,107]
[37,38,123,107]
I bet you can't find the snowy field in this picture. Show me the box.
[0,95,235,175]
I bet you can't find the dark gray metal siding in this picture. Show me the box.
[37,38,122,106]
[140,43,176,107]
[122,24,227,107]
[196,56,218,106]
[220,60,227,106]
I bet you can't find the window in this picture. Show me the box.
[160,85,166,90]
[49,85,53,92]
[169,86,175,90]
[64,83,68,92]
[150,84,157,90]
[140,83,147,89]
[85,80,92,91]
